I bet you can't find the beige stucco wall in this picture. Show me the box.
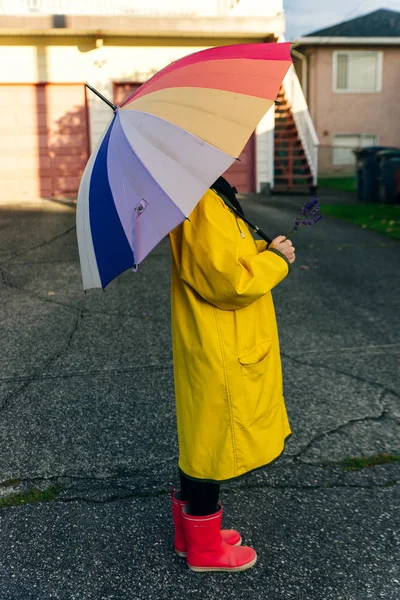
[304,46,400,174]
[0,35,276,189]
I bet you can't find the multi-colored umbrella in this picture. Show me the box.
[77,42,292,290]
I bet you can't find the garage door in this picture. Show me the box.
[223,134,256,193]
[114,82,141,107]
[0,84,89,201]
[114,82,256,193]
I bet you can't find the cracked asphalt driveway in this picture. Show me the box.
[0,195,399,600]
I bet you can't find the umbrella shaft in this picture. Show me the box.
[229,208,272,246]
[85,83,117,111]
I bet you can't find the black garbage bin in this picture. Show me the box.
[354,146,395,203]
[377,149,400,204]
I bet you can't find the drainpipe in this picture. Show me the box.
[291,47,308,102]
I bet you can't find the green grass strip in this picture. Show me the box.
[0,482,64,509]
[321,203,400,240]
[318,177,357,192]
[324,454,400,471]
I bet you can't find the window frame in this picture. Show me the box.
[332,133,379,166]
[332,50,383,94]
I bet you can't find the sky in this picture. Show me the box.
[284,0,400,40]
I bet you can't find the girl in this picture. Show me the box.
[169,177,295,572]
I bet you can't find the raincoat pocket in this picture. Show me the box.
[238,340,274,426]
[238,340,273,375]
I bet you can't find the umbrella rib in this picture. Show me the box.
[114,113,181,213]
[117,111,236,208]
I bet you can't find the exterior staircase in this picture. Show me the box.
[274,86,315,193]
[273,58,319,194]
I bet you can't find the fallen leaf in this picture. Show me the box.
[47,291,55,296]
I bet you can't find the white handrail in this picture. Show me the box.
[283,65,319,184]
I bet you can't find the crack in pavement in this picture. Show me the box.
[281,351,400,403]
[1,460,178,488]
[0,308,83,413]
[2,460,398,489]
[2,480,399,509]
[0,264,80,314]
[0,225,77,266]
[2,455,399,508]
[0,363,174,385]
[0,264,9,286]
[53,481,400,505]
[291,388,393,462]
[1,345,398,389]
[10,260,78,265]
[293,343,400,355]
[0,267,8,287]
[0,264,167,320]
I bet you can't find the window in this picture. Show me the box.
[333,51,382,93]
[332,134,378,165]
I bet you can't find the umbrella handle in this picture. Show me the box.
[242,218,273,247]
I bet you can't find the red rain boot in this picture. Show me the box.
[181,504,257,572]
[171,489,242,557]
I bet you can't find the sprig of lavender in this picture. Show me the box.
[286,196,324,237]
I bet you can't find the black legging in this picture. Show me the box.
[180,472,220,516]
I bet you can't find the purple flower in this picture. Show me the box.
[285,196,324,239]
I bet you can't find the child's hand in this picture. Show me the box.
[269,235,296,264]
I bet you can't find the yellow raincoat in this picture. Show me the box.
[169,188,292,482]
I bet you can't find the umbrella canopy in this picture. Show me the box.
[77,42,292,290]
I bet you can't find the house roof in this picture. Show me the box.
[305,8,400,38]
